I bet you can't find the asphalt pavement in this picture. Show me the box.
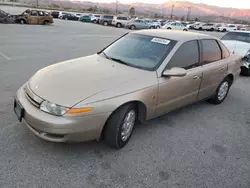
[0,19,250,188]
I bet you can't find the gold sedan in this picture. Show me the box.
[14,30,242,149]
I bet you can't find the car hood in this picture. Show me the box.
[28,54,152,107]
[222,40,250,56]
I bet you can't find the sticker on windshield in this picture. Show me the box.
[151,38,170,45]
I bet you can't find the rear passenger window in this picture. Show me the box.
[201,40,222,64]
[167,40,200,70]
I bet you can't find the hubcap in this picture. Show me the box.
[121,110,136,142]
[218,81,229,101]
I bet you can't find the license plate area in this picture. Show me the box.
[14,99,24,122]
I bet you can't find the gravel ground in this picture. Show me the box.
[0,19,250,188]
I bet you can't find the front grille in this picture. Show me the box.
[25,92,40,108]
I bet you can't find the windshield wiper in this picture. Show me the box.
[109,57,130,66]
[101,51,111,60]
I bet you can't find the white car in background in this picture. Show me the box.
[162,22,188,31]
[194,23,206,30]
[221,31,250,76]
[58,12,68,19]
[112,16,129,28]
[202,23,216,31]
[217,24,238,32]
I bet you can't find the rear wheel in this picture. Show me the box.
[116,23,122,28]
[210,28,214,31]
[156,25,160,29]
[167,27,171,30]
[149,26,155,29]
[183,28,188,31]
[20,19,26,24]
[209,77,231,104]
[65,17,68,20]
[104,103,137,149]
[223,28,226,32]
[93,19,97,24]
[103,21,108,26]
[44,20,49,25]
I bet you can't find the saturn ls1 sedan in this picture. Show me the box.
[14,30,242,149]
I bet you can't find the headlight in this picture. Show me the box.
[40,100,94,116]
[40,101,69,116]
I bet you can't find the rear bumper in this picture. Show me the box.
[17,85,111,142]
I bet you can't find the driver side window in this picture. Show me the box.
[166,40,200,70]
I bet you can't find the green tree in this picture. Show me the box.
[129,7,135,16]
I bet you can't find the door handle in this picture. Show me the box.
[193,76,200,80]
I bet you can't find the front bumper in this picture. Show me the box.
[16,85,111,142]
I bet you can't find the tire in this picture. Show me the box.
[240,66,250,76]
[116,23,122,28]
[20,19,25,24]
[130,25,136,30]
[209,77,231,104]
[93,20,97,24]
[183,29,188,31]
[199,27,202,30]
[156,26,160,29]
[167,27,171,30]
[210,28,214,31]
[103,21,108,26]
[149,26,154,29]
[223,29,226,32]
[44,20,49,25]
[65,17,68,20]
[104,103,137,149]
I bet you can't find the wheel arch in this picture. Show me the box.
[226,73,234,86]
[100,100,147,139]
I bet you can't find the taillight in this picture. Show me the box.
[237,26,240,30]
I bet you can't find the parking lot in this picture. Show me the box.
[0,19,250,188]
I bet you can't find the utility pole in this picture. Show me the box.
[116,0,118,15]
[187,7,191,21]
[170,4,175,20]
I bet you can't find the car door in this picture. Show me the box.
[155,40,203,116]
[175,23,183,30]
[28,10,39,24]
[197,39,228,100]
[170,22,177,29]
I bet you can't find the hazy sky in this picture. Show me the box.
[89,0,250,9]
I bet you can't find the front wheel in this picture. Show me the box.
[103,21,108,26]
[183,29,188,31]
[167,27,171,30]
[209,78,231,104]
[156,26,160,29]
[104,103,137,149]
[149,26,155,29]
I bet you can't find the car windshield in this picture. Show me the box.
[101,33,176,71]
[222,32,250,43]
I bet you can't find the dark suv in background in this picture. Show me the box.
[99,15,114,26]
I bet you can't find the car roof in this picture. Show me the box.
[132,30,217,42]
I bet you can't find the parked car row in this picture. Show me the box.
[188,22,248,32]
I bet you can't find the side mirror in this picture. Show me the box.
[162,67,187,77]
